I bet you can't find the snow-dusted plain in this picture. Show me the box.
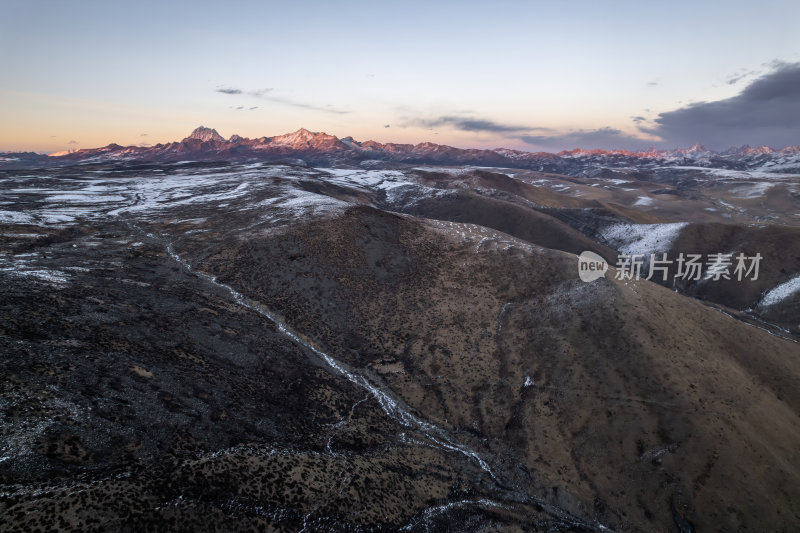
[0,165,467,229]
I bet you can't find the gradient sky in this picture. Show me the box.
[1,0,799,153]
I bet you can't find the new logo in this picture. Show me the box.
[578,251,608,282]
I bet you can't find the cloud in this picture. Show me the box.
[406,114,650,150]
[409,115,548,134]
[140,133,148,137]
[216,86,348,114]
[384,124,390,128]
[216,87,272,97]
[642,61,800,149]
[519,127,651,151]
[67,140,78,145]
[726,71,754,85]
[249,106,258,110]
[396,62,800,150]
[266,96,350,114]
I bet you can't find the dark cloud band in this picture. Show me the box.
[643,62,800,149]
[411,116,545,134]
[519,127,650,151]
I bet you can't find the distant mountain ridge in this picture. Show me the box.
[2,126,800,174]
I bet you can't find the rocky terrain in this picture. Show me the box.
[1,134,799,531]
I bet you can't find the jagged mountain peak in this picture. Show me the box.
[270,128,345,150]
[184,126,225,143]
[274,128,326,142]
[688,142,710,153]
[744,145,775,155]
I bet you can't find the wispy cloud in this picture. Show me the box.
[216,86,348,114]
[217,87,273,97]
[726,71,753,85]
[408,115,549,134]
[140,133,148,137]
[67,140,78,145]
[266,95,350,114]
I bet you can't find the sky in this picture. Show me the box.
[1,0,799,153]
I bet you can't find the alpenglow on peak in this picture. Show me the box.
[185,126,225,143]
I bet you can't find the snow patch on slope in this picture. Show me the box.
[259,187,350,220]
[759,274,800,307]
[317,168,452,208]
[729,182,774,198]
[599,222,688,256]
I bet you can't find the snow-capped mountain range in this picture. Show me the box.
[3,126,800,174]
